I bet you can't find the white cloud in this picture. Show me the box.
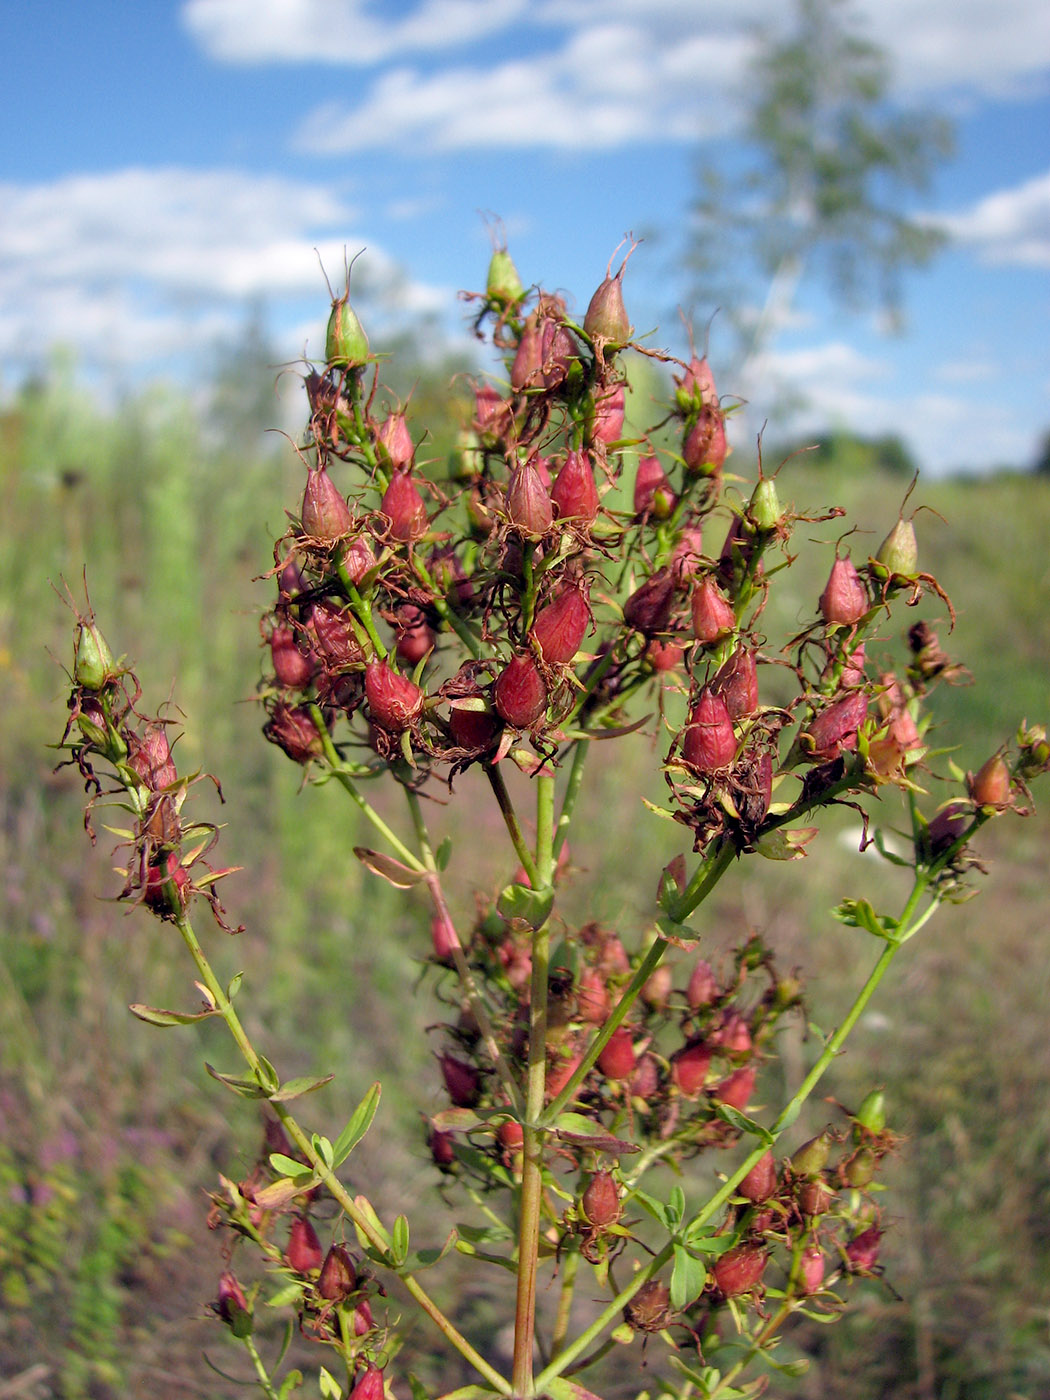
[181,0,529,65]
[294,26,747,153]
[933,169,1050,268]
[183,0,1050,109]
[0,169,445,378]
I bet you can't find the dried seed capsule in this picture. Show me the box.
[710,1065,756,1112]
[671,1038,711,1098]
[270,623,315,690]
[439,1053,480,1108]
[633,454,676,519]
[286,1216,323,1275]
[550,450,599,524]
[364,660,425,732]
[682,404,727,476]
[506,459,554,537]
[301,467,353,541]
[591,383,626,444]
[582,1170,621,1226]
[597,1026,636,1081]
[713,1244,768,1297]
[494,653,548,727]
[624,567,677,636]
[681,689,736,772]
[376,410,414,471]
[691,577,735,644]
[804,691,868,761]
[380,469,428,542]
[738,1150,777,1203]
[820,555,868,625]
[583,263,631,344]
[531,584,590,664]
[712,646,758,719]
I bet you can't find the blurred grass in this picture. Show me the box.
[1,351,1048,1398]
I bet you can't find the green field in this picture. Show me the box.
[2,356,1048,1398]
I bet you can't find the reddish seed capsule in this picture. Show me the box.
[376,410,414,471]
[128,724,178,790]
[738,1150,777,1203]
[591,383,626,443]
[623,567,677,636]
[797,1177,834,1217]
[970,752,1011,809]
[532,585,591,665]
[646,638,683,672]
[365,661,425,732]
[710,1065,756,1112]
[341,531,376,585]
[682,405,727,476]
[576,967,610,1024]
[799,1246,826,1294]
[263,702,325,763]
[494,653,548,727]
[597,1026,636,1081]
[551,450,599,524]
[381,469,429,542]
[845,1224,883,1273]
[671,1039,712,1098]
[633,454,676,519]
[583,263,631,344]
[348,1363,385,1400]
[270,623,315,690]
[448,696,502,752]
[352,1298,374,1336]
[546,1047,583,1102]
[712,1010,752,1054]
[713,1243,768,1298]
[286,1216,323,1275]
[498,1119,524,1149]
[439,1053,480,1108]
[506,459,554,537]
[430,911,459,962]
[311,598,366,668]
[805,691,868,761]
[691,577,735,644]
[820,555,868,626]
[301,467,353,541]
[676,353,718,409]
[215,1270,251,1329]
[143,852,189,912]
[630,1052,661,1100]
[681,689,736,772]
[510,315,545,390]
[641,964,673,1011]
[712,647,759,719]
[582,1170,621,1226]
[686,958,718,1010]
[428,1126,456,1169]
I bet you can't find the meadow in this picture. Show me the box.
[1,345,1048,1399]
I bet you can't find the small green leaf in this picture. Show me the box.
[318,1366,343,1400]
[711,1102,774,1141]
[268,1153,309,1178]
[391,1213,410,1267]
[405,1228,458,1271]
[253,1176,316,1211]
[205,1063,268,1099]
[654,915,700,950]
[497,882,554,929]
[277,1369,303,1399]
[266,1281,304,1309]
[332,1082,381,1166]
[129,1003,219,1027]
[668,1184,686,1227]
[227,971,243,1000]
[255,1055,281,1094]
[435,836,453,871]
[670,1242,707,1310]
[269,1074,335,1103]
[311,1134,334,1171]
[754,826,817,860]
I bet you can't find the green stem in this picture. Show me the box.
[412,556,485,660]
[549,1249,579,1361]
[307,706,424,871]
[554,740,588,859]
[242,1336,280,1400]
[511,771,556,1395]
[335,564,387,659]
[486,764,540,888]
[404,788,523,1112]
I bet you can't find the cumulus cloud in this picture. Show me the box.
[181,0,530,65]
[0,169,445,378]
[294,26,747,153]
[933,169,1050,268]
[184,0,1050,108]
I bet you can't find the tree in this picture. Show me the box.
[687,0,954,367]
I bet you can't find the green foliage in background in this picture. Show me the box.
[1,347,1048,1398]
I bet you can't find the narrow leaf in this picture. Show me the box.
[269,1074,334,1103]
[711,1102,774,1141]
[353,846,425,888]
[205,1063,268,1099]
[332,1082,381,1166]
[497,881,554,929]
[129,1002,219,1027]
[391,1213,410,1267]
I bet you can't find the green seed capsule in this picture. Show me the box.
[749,476,782,533]
[73,620,117,690]
[486,248,524,308]
[325,294,369,368]
[875,516,918,576]
[854,1089,886,1135]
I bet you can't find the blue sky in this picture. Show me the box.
[1,0,1048,474]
